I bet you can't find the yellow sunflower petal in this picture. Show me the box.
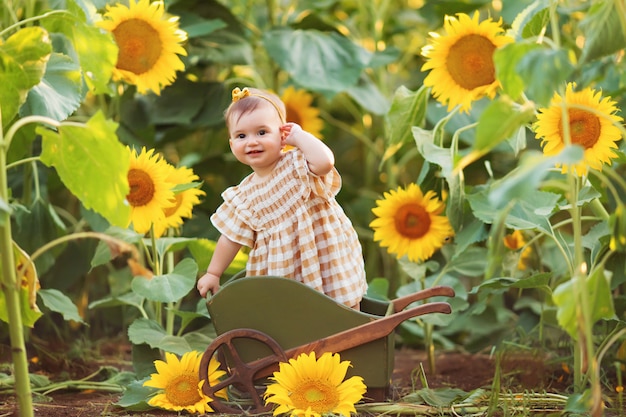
[370,184,454,263]
[97,0,187,95]
[143,351,218,413]
[421,11,513,113]
[281,86,324,138]
[534,82,624,176]
[126,147,175,235]
[152,164,205,238]
[264,351,366,417]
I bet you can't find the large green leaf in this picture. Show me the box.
[553,267,615,339]
[263,29,371,94]
[0,26,51,127]
[20,53,82,121]
[38,288,85,324]
[455,98,535,172]
[516,48,574,107]
[127,318,214,355]
[383,85,429,162]
[467,187,560,234]
[38,111,131,227]
[509,0,550,39]
[12,198,67,275]
[41,0,117,94]
[579,0,626,63]
[486,147,584,210]
[187,238,247,274]
[0,243,43,328]
[131,258,197,303]
[494,41,540,100]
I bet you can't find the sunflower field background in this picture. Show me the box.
[1,0,626,415]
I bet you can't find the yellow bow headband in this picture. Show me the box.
[231,87,285,123]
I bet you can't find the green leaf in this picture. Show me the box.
[41,0,117,94]
[91,227,142,268]
[383,85,429,162]
[467,187,560,234]
[509,0,550,39]
[553,267,615,339]
[127,318,213,355]
[365,277,390,301]
[263,29,371,94]
[0,284,43,328]
[516,48,574,107]
[116,378,155,411]
[494,41,540,100]
[88,292,145,312]
[346,74,390,115]
[20,53,82,121]
[579,0,626,63]
[38,288,85,324]
[0,26,51,127]
[486,147,584,210]
[455,98,535,172]
[12,199,67,275]
[131,258,197,303]
[448,246,488,277]
[187,238,247,274]
[412,127,453,178]
[128,318,167,350]
[167,307,210,333]
[38,111,131,227]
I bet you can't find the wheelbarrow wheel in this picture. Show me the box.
[198,328,288,414]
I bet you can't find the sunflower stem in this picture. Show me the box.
[0,111,34,417]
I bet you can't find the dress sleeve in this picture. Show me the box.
[210,187,255,247]
[290,149,341,199]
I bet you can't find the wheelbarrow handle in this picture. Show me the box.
[391,285,455,312]
[256,300,452,378]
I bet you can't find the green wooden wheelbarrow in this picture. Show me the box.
[198,275,454,414]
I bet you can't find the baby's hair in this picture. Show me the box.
[225,87,286,129]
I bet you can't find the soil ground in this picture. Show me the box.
[0,339,578,417]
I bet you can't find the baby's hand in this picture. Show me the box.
[197,272,220,298]
[281,122,303,147]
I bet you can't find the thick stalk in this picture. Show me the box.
[0,149,34,416]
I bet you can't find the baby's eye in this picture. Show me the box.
[259,129,267,136]
[237,133,246,139]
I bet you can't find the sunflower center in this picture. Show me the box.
[561,108,601,149]
[113,19,163,75]
[394,203,431,239]
[164,373,202,407]
[292,380,339,413]
[446,34,496,90]
[127,168,156,207]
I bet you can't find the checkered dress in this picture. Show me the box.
[211,149,367,307]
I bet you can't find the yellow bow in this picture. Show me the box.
[232,87,250,102]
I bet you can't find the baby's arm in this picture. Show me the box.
[197,234,242,297]
[281,122,334,176]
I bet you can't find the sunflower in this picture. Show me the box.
[534,82,623,176]
[152,164,205,238]
[281,86,324,138]
[126,147,175,235]
[370,184,454,263]
[97,0,187,95]
[503,230,532,270]
[264,351,366,417]
[144,351,226,413]
[421,12,513,113]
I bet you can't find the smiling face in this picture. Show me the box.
[228,101,286,178]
